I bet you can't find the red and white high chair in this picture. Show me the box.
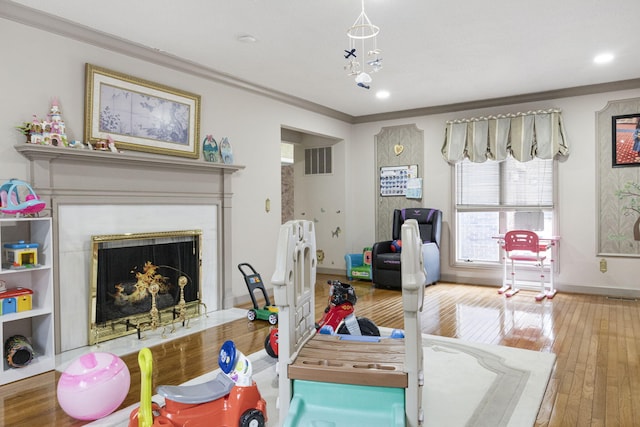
[498,230,556,301]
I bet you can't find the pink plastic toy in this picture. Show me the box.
[57,352,130,420]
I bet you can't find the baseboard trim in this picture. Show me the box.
[440,274,640,299]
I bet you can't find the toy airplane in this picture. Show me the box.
[357,82,370,90]
[344,48,356,59]
[0,179,46,216]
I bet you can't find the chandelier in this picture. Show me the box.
[344,0,382,89]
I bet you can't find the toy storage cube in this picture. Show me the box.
[17,294,32,312]
[2,298,17,315]
[1,288,33,313]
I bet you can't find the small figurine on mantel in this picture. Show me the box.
[220,137,233,164]
[202,135,220,162]
[15,98,68,147]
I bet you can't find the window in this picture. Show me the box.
[454,157,555,264]
[304,147,332,175]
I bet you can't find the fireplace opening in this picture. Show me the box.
[89,230,202,344]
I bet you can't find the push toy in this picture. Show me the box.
[238,263,278,325]
[0,179,46,216]
[264,278,379,358]
[129,341,267,427]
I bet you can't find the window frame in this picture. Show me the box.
[451,157,559,268]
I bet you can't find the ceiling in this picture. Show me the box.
[7,0,640,118]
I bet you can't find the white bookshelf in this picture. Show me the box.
[0,217,54,385]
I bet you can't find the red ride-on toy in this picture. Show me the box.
[129,340,267,427]
[238,263,278,325]
[265,279,379,357]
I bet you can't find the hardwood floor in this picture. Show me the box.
[1,274,639,426]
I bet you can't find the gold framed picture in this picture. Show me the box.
[84,64,201,158]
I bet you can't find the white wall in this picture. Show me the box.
[2,16,639,304]
[0,18,351,308]
[349,91,640,296]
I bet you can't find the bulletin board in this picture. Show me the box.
[379,165,418,196]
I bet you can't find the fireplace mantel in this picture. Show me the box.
[15,144,244,186]
[15,144,244,352]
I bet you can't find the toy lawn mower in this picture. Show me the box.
[238,263,278,325]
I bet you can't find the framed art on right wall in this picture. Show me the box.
[612,113,640,167]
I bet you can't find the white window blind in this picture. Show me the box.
[456,157,553,208]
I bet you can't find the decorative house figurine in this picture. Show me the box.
[19,98,68,147]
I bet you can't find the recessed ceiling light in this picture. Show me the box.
[376,90,390,99]
[237,34,258,43]
[594,53,614,64]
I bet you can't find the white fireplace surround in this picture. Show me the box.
[15,145,243,353]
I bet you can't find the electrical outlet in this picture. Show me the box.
[599,258,607,273]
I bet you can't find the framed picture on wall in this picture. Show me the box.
[84,64,201,158]
[612,113,640,167]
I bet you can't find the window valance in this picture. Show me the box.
[441,109,569,163]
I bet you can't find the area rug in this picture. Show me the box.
[89,330,555,427]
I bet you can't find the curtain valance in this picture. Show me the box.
[441,109,569,163]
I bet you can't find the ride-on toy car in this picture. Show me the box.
[238,263,278,325]
[265,279,379,357]
[129,340,267,427]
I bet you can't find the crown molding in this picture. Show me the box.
[0,0,354,123]
[2,0,639,126]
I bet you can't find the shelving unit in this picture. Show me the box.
[0,217,54,385]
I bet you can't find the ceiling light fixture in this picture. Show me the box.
[344,0,382,90]
[376,90,390,99]
[593,52,614,64]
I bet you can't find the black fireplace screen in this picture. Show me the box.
[89,230,202,344]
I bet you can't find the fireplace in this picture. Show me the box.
[90,230,202,344]
[15,144,243,352]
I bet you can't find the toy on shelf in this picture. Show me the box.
[0,287,33,314]
[272,219,425,426]
[3,240,40,269]
[238,263,278,325]
[0,179,46,217]
[4,335,34,368]
[128,341,267,427]
[57,352,131,420]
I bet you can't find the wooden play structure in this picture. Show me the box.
[272,219,426,426]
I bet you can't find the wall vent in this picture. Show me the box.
[304,147,332,175]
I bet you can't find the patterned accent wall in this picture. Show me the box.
[597,97,640,256]
[375,124,424,241]
[281,164,295,224]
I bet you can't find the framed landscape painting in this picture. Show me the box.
[84,64,201,158]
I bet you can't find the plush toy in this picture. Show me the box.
[390,239,402,253]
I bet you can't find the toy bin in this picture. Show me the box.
[0,288,33,314]
[2,298,16,315]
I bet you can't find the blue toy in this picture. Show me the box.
[0,179,46,216]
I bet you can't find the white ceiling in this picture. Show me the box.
[8,0,640,118]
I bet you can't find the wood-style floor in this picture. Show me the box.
[1,274,638,426]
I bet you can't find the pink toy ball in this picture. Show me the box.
[57,352,131,420]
